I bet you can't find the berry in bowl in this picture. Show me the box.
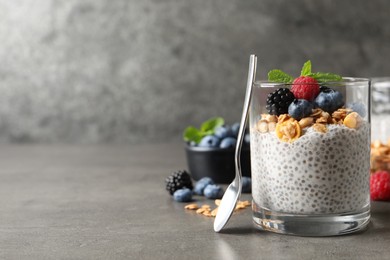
[183,117,251,184]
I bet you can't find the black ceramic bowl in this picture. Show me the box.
[185,145,251,184]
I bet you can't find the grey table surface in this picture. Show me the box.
[0,143,389,260]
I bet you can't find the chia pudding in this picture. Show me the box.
[251,122,370,214]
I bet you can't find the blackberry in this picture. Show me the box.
[266,88,295,115]
[165,170,193,195]
[319,86,331,93]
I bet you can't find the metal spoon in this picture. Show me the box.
[214,54,257,232]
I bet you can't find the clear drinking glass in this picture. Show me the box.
[371,78,390,142]
[250,78,371,236]
[371,78,390,173]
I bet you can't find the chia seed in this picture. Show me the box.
[250,122,370,214]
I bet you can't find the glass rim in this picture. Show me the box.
[371,77,390,88]
[254,77,370,86]
[371,77,390,82]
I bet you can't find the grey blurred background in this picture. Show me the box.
[0,0,389,144]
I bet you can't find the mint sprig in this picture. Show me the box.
[268,60,342,83]
[268,70,293,83]
[300,60,312,76]
[308,72,342,82]
[183,126,204,144]
[183,117,224,144]
[200,117,224,133]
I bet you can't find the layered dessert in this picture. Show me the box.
[251,61,370,215]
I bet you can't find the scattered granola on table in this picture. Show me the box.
[184,200,251,218]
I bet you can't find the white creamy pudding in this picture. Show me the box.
[251,122,370,214]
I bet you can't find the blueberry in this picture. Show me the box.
[198,177,215,184]
[314,89,344,113]
[244,133,250,144]
[173,188,192,202]
[194,177,215,195]
[203,184,224,199]
[288,99,314,120]
[241,177,251,193]
[219,137,237,149]
[214,126,233,139]
[199,135,221,148]
[346,102,366,117]
[231,123,240,137]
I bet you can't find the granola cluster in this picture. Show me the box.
[255,108,363,142]
[371,139,390,173]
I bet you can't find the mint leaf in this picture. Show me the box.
[183,117,225,144]
[268,70,293,83]
[300,60,312,76]
[309,72,342,82]
[202,130,214,136]
[200,117,224,132]
[183,126,204,144]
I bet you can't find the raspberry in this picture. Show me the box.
[291,76,320,101]
[370,171,390,201]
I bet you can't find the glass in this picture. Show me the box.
[249,78,371,236]
[371,77,390,173]
[371,78,390,143]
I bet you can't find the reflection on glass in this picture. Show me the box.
[371,78,390,143]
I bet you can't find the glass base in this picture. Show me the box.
[252,201,370,236]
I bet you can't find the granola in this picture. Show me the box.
[257,106,363,142]
[371,139,390,173]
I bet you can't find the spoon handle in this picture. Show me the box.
[235,55,257,183]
